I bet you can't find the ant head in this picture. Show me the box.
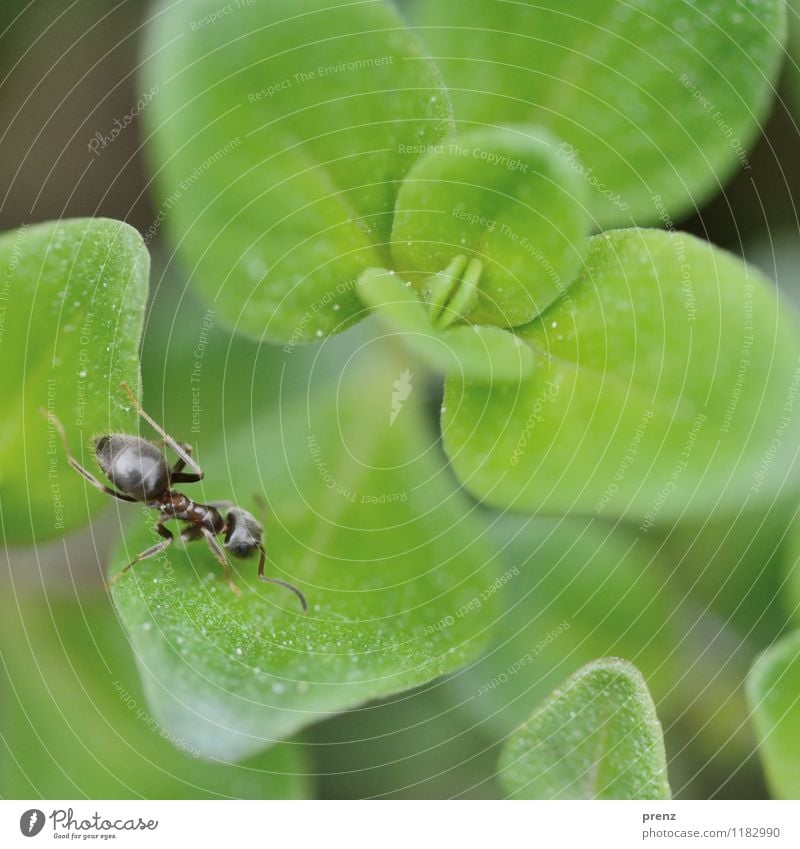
[219,499,307,613]
[95,434,170,502]
[222,505,263,558]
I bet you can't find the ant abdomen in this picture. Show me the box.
[95,434,170,502]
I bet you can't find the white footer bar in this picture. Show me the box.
[2,800,798,848]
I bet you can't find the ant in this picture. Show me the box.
[45,383,307,612]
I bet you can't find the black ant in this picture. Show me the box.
[44,383,307,612]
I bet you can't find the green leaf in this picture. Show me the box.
[109,352,499,761]
[747,631,800,799]
[405,0,785,226]
[499,658,671,800]
[137,255,319,438]
[443,228,800,521]
[0,218,148,544]
[391,126,589,327]
[0,592,309,799]
[444,515,756,793]
[357,267,534,381]
[143,0,454,344]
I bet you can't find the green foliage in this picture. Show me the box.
[4,0,796,803]
[0,218,148,544]
[109,352,499,761]
[357,267,534,381]
[143,0,454,343]
[499,658,671,800]
[0,593,308,799]
[443,515,756,792]
[405,0,786,226]
[443,229,800,521]
[391,126,589,326]
[747,632,800,799]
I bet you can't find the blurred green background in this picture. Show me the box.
[2,0,800,800]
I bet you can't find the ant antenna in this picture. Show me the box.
[258,549,308,613]
[253,494,308,613]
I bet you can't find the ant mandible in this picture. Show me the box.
[46,383,307,612]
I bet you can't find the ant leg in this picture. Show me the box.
[107,521,174,589]
[169,443,204,484]
[41,409,137,503]
[149,438,201,483]
[257,546,308,612]
[201,528,242,596]
[120,382,204,481]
